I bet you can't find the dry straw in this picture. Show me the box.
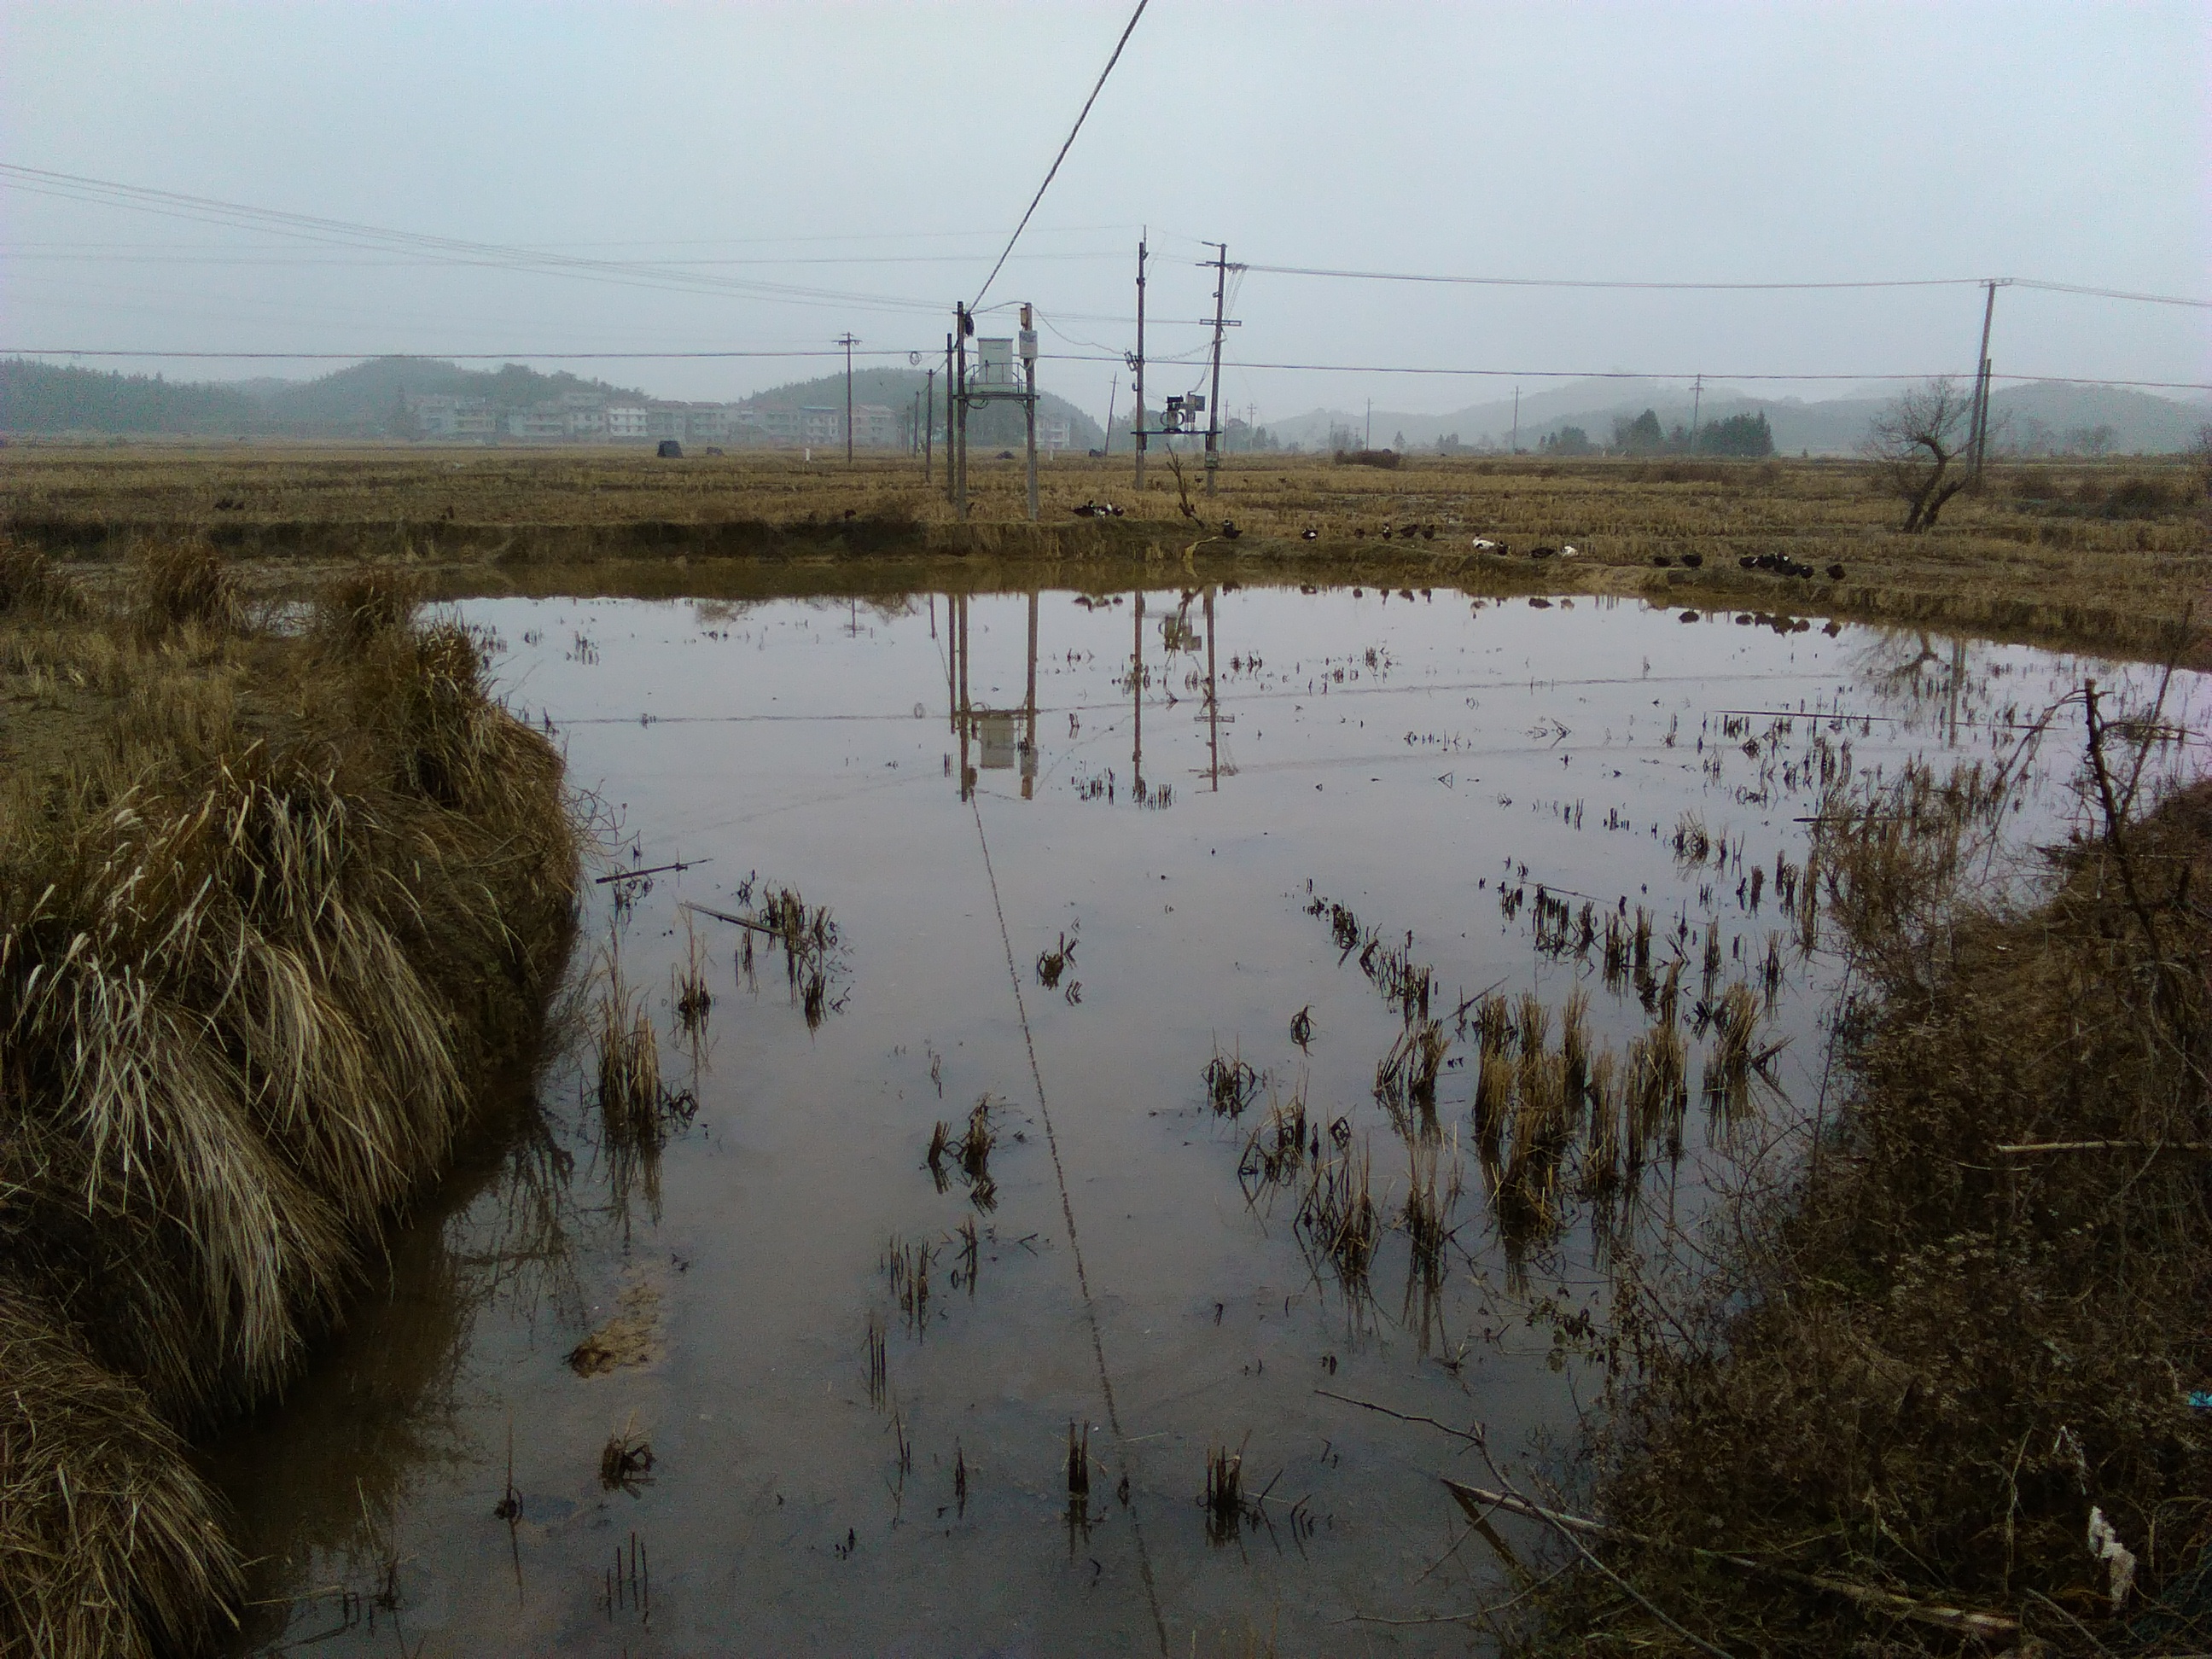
[0,549,580,1658]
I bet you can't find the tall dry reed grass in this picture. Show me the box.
[0,548,580,1659]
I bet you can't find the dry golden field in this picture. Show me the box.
[2,441,2205,665]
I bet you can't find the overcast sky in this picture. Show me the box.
[3,2,2206,424]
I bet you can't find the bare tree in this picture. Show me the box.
[1862,378,1975,533]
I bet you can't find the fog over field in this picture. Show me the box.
[3,3,2206,432]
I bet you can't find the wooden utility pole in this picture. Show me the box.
[836,332,859,463]
[1132,236,1147,492]
[1203,241,1227,498]
[1968,281,1999,483]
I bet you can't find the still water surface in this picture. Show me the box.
[216,585,2193,1655]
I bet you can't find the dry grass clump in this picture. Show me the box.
[1515,755,2212,1651]
[0,538,80,618]
[0,1281,241,1659]
[132,536,242,637]
[312,562,425,655]
[0,564,580,1656]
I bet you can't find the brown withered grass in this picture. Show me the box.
[0,540,580,1658]
[1510,752,2212,1653]
[2,445,2201,667]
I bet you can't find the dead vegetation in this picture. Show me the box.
[3,445,2200,667]
[1502,694,2212,1653]
[0,539,580,1658]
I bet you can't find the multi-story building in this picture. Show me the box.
[606,405,649,440]
[851,404,897,447]
[505,409,569,439]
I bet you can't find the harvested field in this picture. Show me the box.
[3,445,2204,667]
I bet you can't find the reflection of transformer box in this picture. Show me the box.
[978,710,1016,769]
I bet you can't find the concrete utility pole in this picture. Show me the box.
[953,306,970,522]
[1691,373,1703,452]
[924,368,935,484]
[1103,375,1117,457]
[1132,235,1147,492]
[1968,281,2000,484]
[944,335,957,504]
[1022,303,1039,522]
[836,333,859,463]
[1203,241,1227,498]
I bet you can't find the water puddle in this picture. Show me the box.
[214,585,2199,1654]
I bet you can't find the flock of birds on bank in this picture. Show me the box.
[1064,503,1846,583]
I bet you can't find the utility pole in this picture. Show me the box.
[954,306,970,522]
[1203,241,1228,498]
[1968,281,1999,484]
[944,335,957,504]
[836,332,859,463]
[1365,398,1372,450]
[1132,235,1147,492]
[1103,375,1117,457]
[923,368,935,483]
[1021,302,1039,523]
[1511,387,1519,453]
[1690,373,1703,453]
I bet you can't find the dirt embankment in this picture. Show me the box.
[0,544,581,1658]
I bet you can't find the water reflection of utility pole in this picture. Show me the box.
[1947,636,1965,743]
[1204,585,1220,790]
[1023,590,1039,800]
[1132,591,1144,802]
[957,593,973,800]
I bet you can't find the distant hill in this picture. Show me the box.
[244,358,649,433]
[0,356,650,437]
[746,366,1105,451]
[0,359,267,435]
[1266,377,2209,457]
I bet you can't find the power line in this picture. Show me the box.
[970,0,1150,310]
[2,348,914,361]
[1238,261,2210,309]
[6,349,2202,393]
[0,163,952,317]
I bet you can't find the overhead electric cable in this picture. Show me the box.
[0,163,952,317]
[11,347,2197,394]
[970,0,1150,309]
[1238,261,2209,309]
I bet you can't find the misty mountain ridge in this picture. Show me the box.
[1266,377,2209,457]
[0,356,1104,448]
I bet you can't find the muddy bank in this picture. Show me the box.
[0,548,581,1657]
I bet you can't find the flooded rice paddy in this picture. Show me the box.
[216,583,2199,1655]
